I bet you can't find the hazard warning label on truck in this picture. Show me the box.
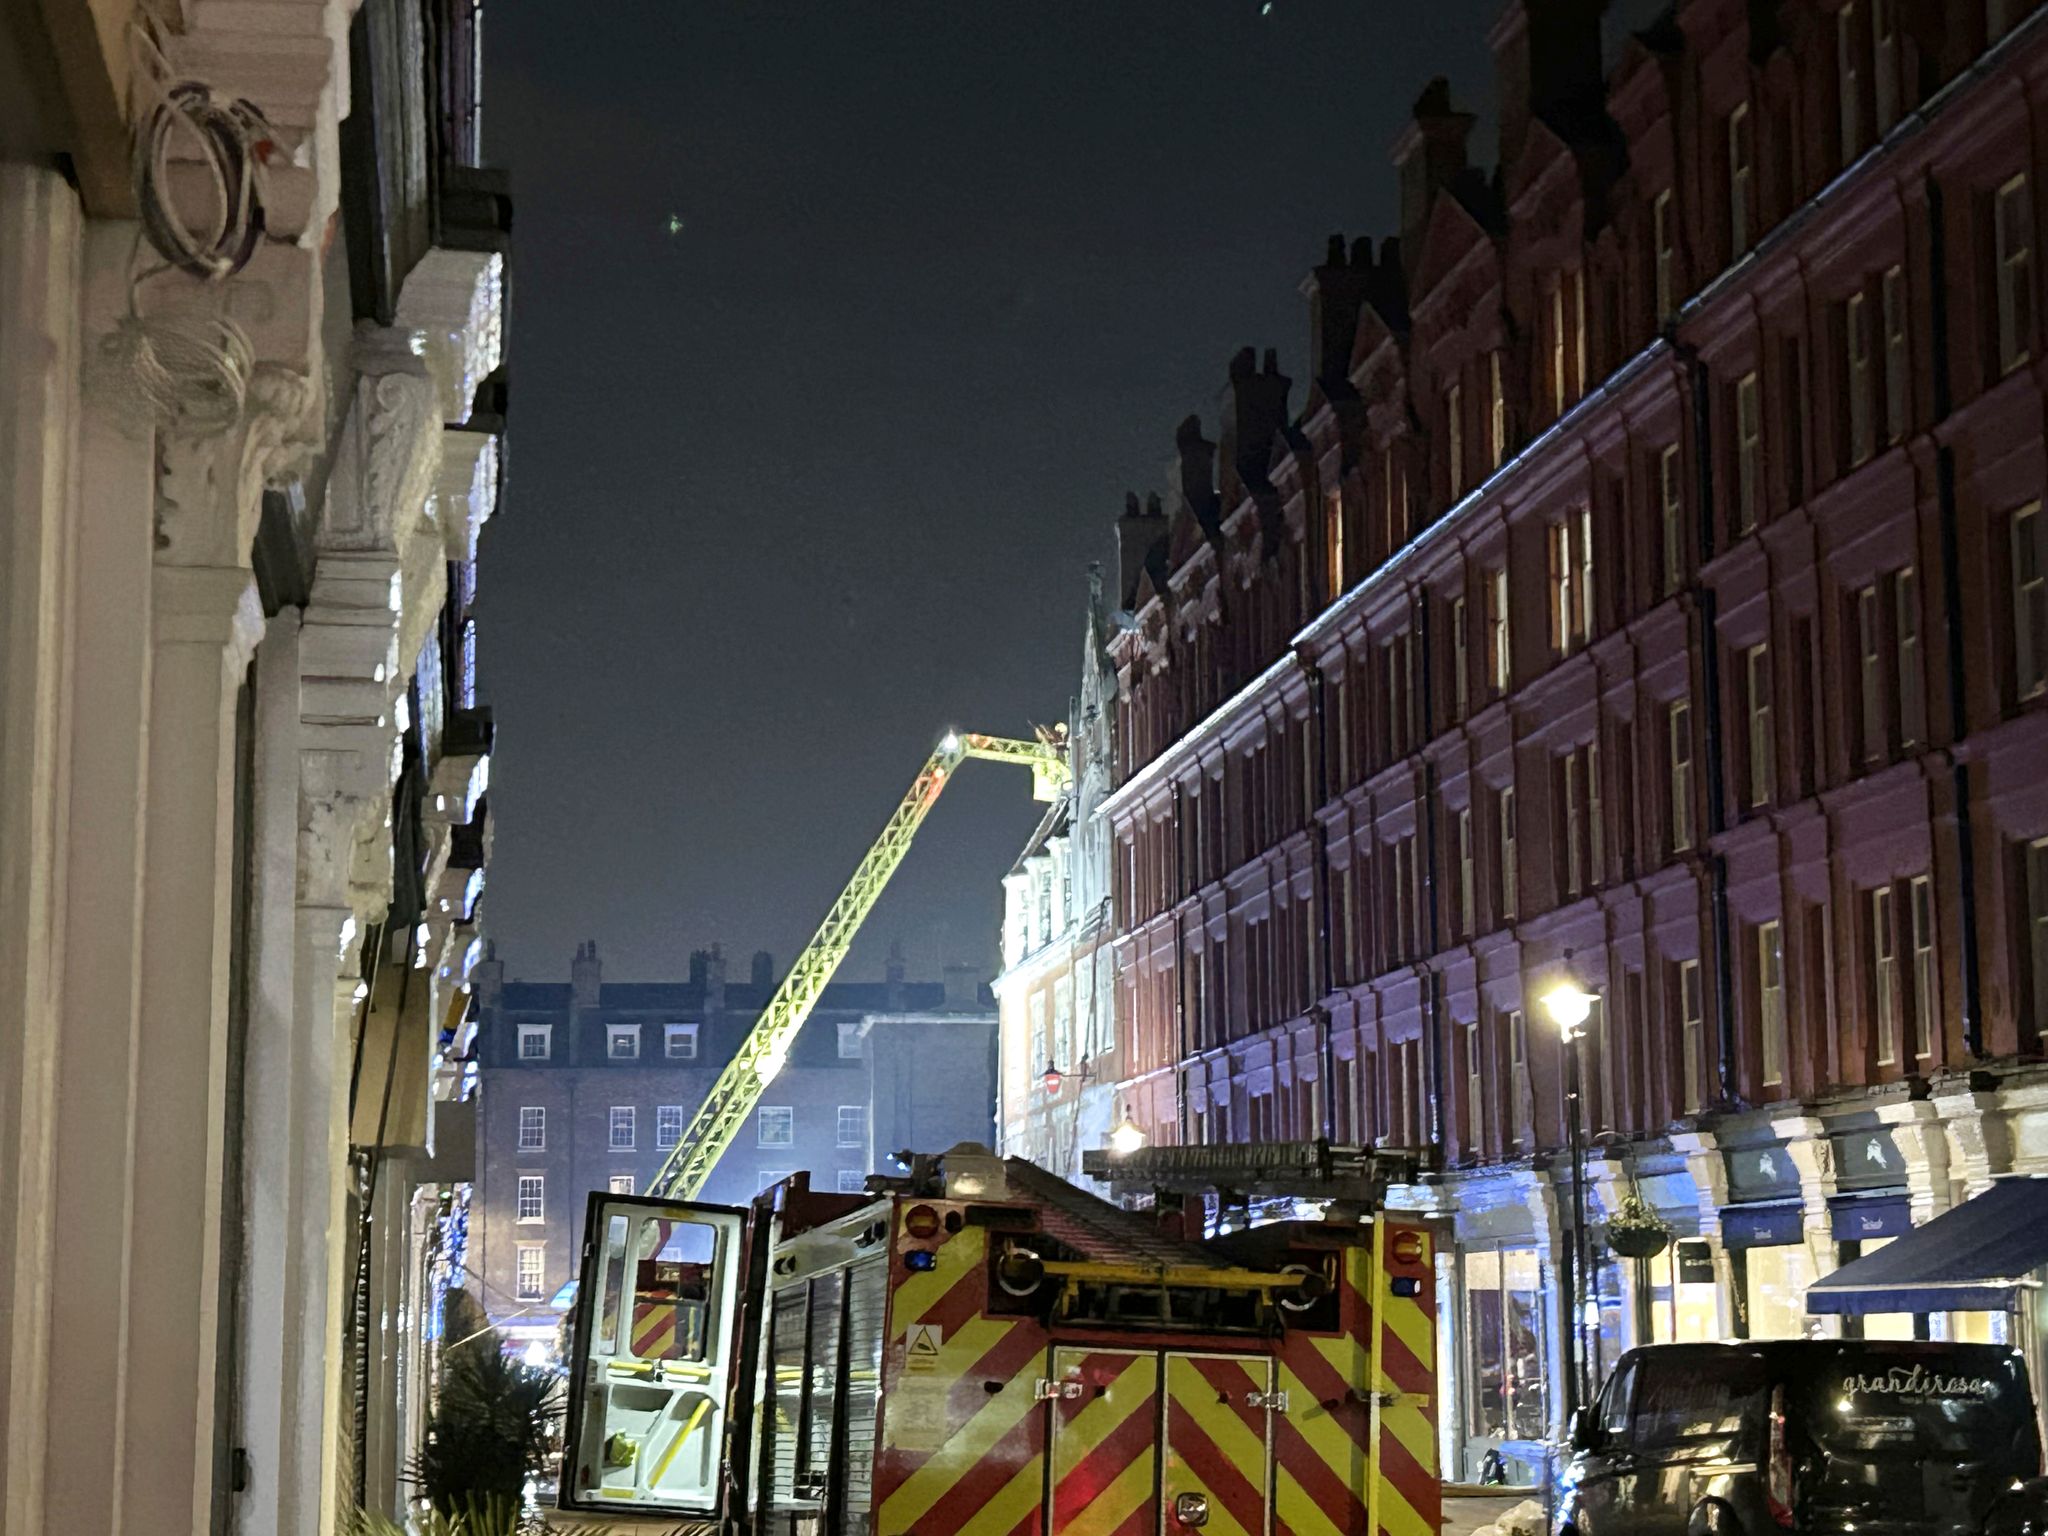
[905,1323,942,1371]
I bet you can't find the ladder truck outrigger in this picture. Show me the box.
[557,732,1443,1536]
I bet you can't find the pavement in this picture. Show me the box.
[1440,1488,1546,1536]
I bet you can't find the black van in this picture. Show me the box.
[1556,1340,2041,1536]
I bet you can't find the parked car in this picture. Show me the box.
[1556,1340,2040,1536]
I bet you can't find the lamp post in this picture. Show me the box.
[1542,977,1597,1426]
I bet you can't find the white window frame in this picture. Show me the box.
[1465,1018,1484,1153]
[664,1022,699,1060]
[1458,807,1476,938]
[1499,785,1519,921]
[1489,350,1507,468]
[1848,291,1874,467]
[1587,740,1604,886]
[608,1174,635,1195]
[1873,0,1898,135]
[1447,380,1465,501]
[1747,643,1775,807]
[1838,1,1862,166]
[1736,371,1761,535]
[1910,874,1936,1059]
[517,1025,550,1061]
[1729,103,1754,255]
[836,1104,866,1149]
[1759,920,1787,1088]
[517,1105,545,1151]
[606,1024,639,1060]
[1451,594,1470,722]
[1573,267,1588,398]
[1565,751,1584,896]
[758,1168,796,1194]
[2015,502,2047,700]
[2028,837,2048,1042]
[516,1174,544,1224]
[837,1019,864,1060]
[1489,567,1512,692]
[1998,173,2033,376]
[1670,697,1695,852]
[836,1169,867,1195]
[1858,584,1885,764]
[515,1243,546,1301]
[1882,265,1907,443]
[1897,567,1923,749]
[1654,188,1676,320]
[1660,444,1684,595]
[1680,959,1705,1113]
[1509,1009,1529,1149]
[609,1105,635,1150]
[1551,281,1568,413]
[1873,886,1901,1066]
[757,1105,794,1148]
[656,1104,684,1148]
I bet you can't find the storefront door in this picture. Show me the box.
[1463,1245,1548,1471]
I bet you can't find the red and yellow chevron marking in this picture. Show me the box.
[1048,1349,1158,1536]
[1162,1353,1272,1536]
[627,1219,700,1361]
[875,1213,1048,1536]
[1366,1222,1439,1536]
[1274,1255,1373,1536]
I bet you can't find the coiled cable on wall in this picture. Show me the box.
[127,21,276,281]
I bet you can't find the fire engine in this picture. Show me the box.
[558,1142,1442,1536]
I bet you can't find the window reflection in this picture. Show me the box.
[1465,1245,1548,1441]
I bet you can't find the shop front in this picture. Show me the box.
[1446,1180,1555,1484]
[1720,1140,1817,1339]
[1826,1122,1918,1340]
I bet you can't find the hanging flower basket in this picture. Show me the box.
[1607,1193,1672,1259]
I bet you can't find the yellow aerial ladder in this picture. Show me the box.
[643,730,1070,1202]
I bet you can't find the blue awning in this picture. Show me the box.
[1807,1175,2048,1315]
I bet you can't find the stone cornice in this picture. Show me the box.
[392,249,506,427]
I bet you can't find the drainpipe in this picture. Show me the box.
[1172,777,1192,1142]
[1679,342,1742,1107]
[1417,593,1447,1150]
[1305,655,1339,1141]
[1926,171,1986,1060]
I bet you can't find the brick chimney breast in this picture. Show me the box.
[571,940,601,1011]
[1490,0,1609,181]
[1391,77,1475,285]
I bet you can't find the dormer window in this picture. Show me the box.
[607,1025,638,1060]
[665,1023,699,1060]
[517,1025,550,1061]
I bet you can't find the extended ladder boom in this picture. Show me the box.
[646,731,1067,1200]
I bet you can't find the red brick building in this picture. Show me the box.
[1095,0,2048,1477]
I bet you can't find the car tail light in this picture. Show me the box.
[1766,1384,1795,1528]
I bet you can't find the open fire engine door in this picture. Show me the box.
[560,1194,747,1518]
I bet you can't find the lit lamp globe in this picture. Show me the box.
[1109,1114,1146,1156]
[1542,982,1596,1039]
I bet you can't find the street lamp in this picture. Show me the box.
[1109,1108,1146,1156]
[1542,977,1597,1426]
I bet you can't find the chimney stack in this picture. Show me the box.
[751,949,774,989]
[1305,234,1382,390]
[1491,0,1608,181]
[1219,346,1292,506]
[689,948,709,987]
[1173,416,1220,537]
[704,942,727,1013]
[1115,490,1167,611]
[571,940,602,1010]
[473,938,504,1011]
[1391,78,1475,285]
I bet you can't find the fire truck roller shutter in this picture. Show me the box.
[1047,1347,1159,1534]
[873,1208,1048,1536]
[1273,1249,1374,1536]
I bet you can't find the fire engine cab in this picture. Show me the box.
[560,1142,1441,1536]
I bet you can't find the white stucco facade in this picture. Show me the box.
[0,4,506,1531]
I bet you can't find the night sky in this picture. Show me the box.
[479,2,1516,987]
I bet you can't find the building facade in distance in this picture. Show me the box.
[1085,0,2048,1485]
[471,943,995,1343]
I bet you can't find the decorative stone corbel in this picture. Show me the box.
[433,429,499,561]
[1875,1097,1955,1222]
[155,361,323,568]
[392,250,505,426]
